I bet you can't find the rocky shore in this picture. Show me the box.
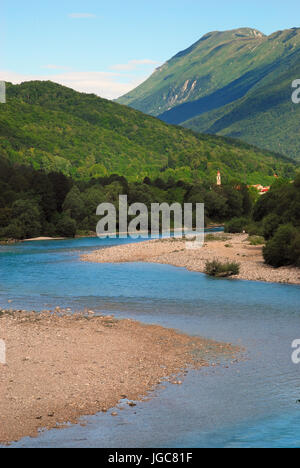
[82,233,300,285]
[0,309,238,444]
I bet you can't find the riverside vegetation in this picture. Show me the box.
[0,81,299,270]
[204,260,240,278]
[224,174,300,268]
[0,152,299,270]
[0,155,255,240]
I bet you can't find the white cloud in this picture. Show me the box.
[111,59,159,71]
[0,70,145,100]
[0,58,161,100]
[42,64,71,71]
[68,13,96,19]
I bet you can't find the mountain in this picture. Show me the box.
[0,81,296,184]
[117,27,300,160]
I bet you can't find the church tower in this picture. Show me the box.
[217,170,221,186]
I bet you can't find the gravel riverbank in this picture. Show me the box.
[82,233,300,285]
[0,309,238,444]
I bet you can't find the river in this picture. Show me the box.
[0,236,300,448]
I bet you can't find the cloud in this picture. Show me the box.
[68,13,96,19]
[111,59,159,71]
[0,60,160,100]
[42,64,71,71]
[0,70,145,100]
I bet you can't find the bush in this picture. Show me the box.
[245,222,264,237]
[263,224,297,267]
[262,213,281,240]
[224,217,248,233]
[205,234,230,242]
[205,260,240,278]
[248,236,265,246]
[1,221,24,240]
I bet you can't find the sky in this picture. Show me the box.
[1,0,300,99]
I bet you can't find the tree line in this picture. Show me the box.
[1,155,299,268]
[225,175,300,267]
[0,156,254,240]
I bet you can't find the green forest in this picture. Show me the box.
[1,155,299,268]
[1,80,299,270]
[0,155,256,240]
[0,81,296,185]
[225,176,300,267]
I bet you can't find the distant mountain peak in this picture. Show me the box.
[117,26,300,160]
[201,27,265,39]
[172,28,265,60]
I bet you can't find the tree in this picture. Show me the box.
[291,232,300,267]
[56,213,77,237]
[224,217,248,234]
[62,186,85,222]
[30,171,57,220]
[221,185,243,219]
[48,172,72,212]
[240,184,253,216]
[263,224,297,267]
[204,191,227,220]
[11,199,42,238]
[262,214,281,240]
[1,220,24,240]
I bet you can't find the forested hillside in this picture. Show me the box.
[0,81,295,184]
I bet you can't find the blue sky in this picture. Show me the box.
[1,0,299,99]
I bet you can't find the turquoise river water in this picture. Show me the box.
[0,236,300,448]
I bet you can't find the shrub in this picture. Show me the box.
[205,234,230,242]
[1,221,24,240]
[224,217,248,233]
[245,222,264,237]
[262,213,281,240]
[248,236,265,246]
[263,224,297,267]
[205,260,240,278]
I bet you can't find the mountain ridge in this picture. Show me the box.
[117,27,300,159]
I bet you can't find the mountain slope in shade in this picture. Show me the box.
[0,81,296,185]
[182,59,300,159]
[117,28,300,159]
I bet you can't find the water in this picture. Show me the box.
[0,236,300,448]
